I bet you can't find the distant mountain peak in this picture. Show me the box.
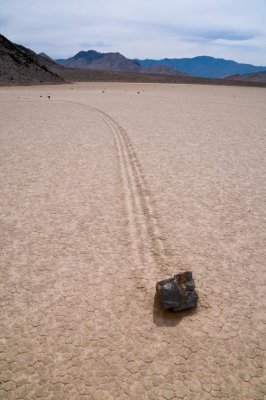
[38,52,53,61]
[56,50,140,72]
[73,50,103,58]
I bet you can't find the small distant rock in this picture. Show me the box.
[156,271,198,312]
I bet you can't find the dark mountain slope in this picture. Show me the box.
[36,52,66,71]
[15,44,65,71]
[0,34,64,85]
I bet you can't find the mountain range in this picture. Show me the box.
[136,56,266,78]
[1,33,266,85]
[56,51,187,76]
[56,51,266,78]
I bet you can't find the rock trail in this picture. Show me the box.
[60,99,170,281]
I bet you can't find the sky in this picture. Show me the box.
[0,0,266,65]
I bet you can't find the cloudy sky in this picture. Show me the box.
[0,0,266,65]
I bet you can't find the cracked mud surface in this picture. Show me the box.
[0,83,265,399]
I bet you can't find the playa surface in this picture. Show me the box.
[0,83,265,399]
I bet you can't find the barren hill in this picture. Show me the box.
[0,34,64,85]
[57,51,140,72]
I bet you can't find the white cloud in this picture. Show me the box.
[0,0,265,64]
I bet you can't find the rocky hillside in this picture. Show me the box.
[0,34,64,85]
[36,52,66,72]
[56,51,140,72]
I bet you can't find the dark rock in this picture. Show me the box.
[156,271,198,312]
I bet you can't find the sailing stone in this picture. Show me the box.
[156,271,198,312]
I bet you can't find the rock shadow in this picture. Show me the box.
[153,292,197,327]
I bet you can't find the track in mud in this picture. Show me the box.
[60,100,169,275]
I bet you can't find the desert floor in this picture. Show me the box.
[0,83,265,400]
